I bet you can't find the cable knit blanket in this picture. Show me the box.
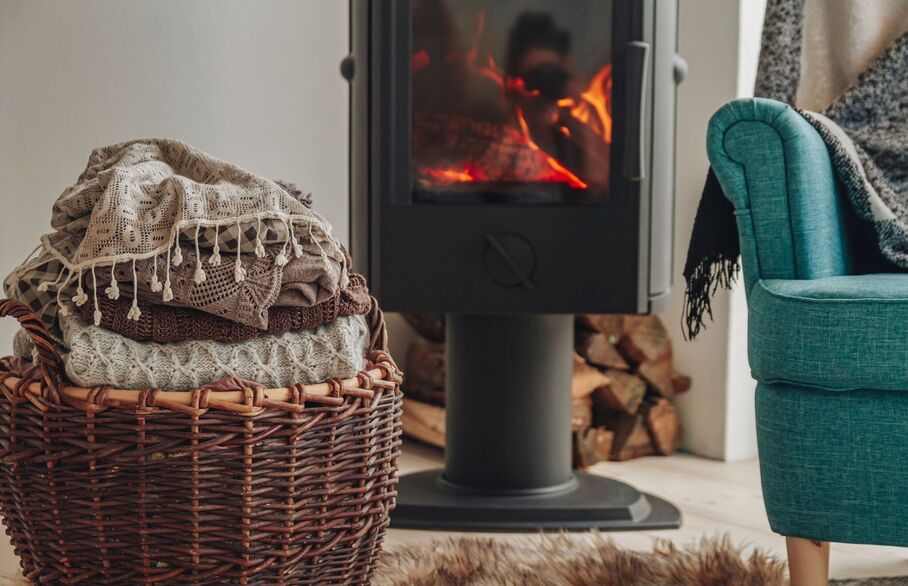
[12,312,370,391]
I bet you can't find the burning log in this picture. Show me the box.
[413,112,571,188]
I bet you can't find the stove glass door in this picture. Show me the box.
[411,0,614,205]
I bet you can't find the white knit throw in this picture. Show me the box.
[17,139,344,327]
[28,311,370,391]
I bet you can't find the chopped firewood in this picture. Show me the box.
[400,312,446,343]
[618,315,671,364]
[575,314,624,341]
[401,398,446,449]
[638,358,675,399]
[671,373,692,394]
[402,341,447,405]
[398,308,689,465]
[572,353,611,399]
[573,427,614,468]
[598,410,655,461]
[592,369,646,415]
[643,399,682,455]
[576,331,630,370]
[572,396,593,432]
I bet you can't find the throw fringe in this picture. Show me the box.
[682,168,740,340]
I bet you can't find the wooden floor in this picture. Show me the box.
[0,441,903,583]
[386,441,908,581]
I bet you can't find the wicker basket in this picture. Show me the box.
[0,298,403,585]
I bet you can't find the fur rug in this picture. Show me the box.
[375,535,787,586]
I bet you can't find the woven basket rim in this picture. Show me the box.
[1,354,399,414]
[0,297,400,414]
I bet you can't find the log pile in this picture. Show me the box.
[400,313,690,467]
[573,314,689,465]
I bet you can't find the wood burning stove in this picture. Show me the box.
[345,0,685,531]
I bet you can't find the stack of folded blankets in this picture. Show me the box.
[5,139,372,391]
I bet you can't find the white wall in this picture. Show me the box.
[723,0,767,461]
[667,0,765,460]
[0,0,350,354]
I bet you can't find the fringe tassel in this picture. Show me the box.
[274,219,290,267]
[162,246,174,302]
[172,239,183,267]
[193,224,207,284]
[91,264,102,326]
[56,269,73,317]
[37,264,66,293]
[289,221,304,258]
[150,254,163,292]
[127,259,142,321]
[254,218,266,258]
[105,263,120,300]
[681,168,741,340]
[234,220,247,283]
[309,223,332,272]
[209,224,222,266]
[71,269,88,306]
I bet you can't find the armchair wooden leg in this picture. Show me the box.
[786,537,829,586]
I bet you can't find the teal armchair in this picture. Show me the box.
[707,98,908,581]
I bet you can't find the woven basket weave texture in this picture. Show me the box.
[0,298,403,585]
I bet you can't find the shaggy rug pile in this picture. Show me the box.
[374,535,906,586]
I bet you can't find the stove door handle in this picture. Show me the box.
[622,41,650,182]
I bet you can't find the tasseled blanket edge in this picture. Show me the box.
[27,211,343,329]
[681,167,741,340]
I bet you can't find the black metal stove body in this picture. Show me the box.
[349,0,680,314]
[346,0,684,532]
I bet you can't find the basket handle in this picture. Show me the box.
[0,299,65,381]
[366,296,388,353]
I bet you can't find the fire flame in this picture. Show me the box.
[416,9,612,190]
[557,64,613,143]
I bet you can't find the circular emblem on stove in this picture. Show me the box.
[483,232,537,290]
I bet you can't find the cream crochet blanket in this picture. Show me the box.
[8,139,344,329]
[14,312,370,391]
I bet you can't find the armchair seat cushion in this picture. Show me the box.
[749,274,908,391]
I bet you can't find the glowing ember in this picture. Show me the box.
[412,49,431,74]
[422,167,479,184]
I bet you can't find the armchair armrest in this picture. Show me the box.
[706,98,852,294]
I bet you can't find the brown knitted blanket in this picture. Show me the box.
[87,241,346,330]
[79,274,371,343]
